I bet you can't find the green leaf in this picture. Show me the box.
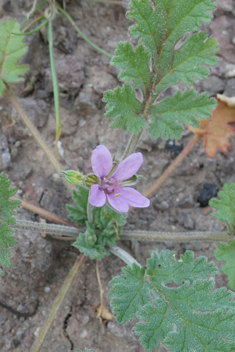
[128,0,216,72]
[149,90,217,139]
[111,42,151,93]
[0,173,20,276]
[155,33,218,95]
[0,19,29,95]
[210,183,235,235]
[214,241,235,291]
[109,264,151,324]
[73,222,109,260]
[103,84,145,134]
[109,250,235,352]
[66,186,89,226]
[147,250,219,285]
[107,0,218,139]
[93,204,126,246]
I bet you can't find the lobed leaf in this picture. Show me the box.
[73,222,109,260]
[105,0,218,140]
[147,250,219,285]
[66,186,89,226]
[111,42,151,94]
[155,33,218,95]
[214,241,235,292]
[0,19,29,95]
[103,84,145,134]
[128,0,216,74]
[209,183,235,235]
[0,173,20,276]
[109,264,151,324]
[149,90,217,139]
[93,204,126,246]
[109,250,235,352]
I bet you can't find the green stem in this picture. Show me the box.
[30,254,86,352]
[15,19,48,36]
[14,219,80,237]
[108,245,142,267]
[87,202,93,223]
[57,6,112,59]
[120,230,231,243]
[20,0,48,27]
[4,84,74,194]
[120,131,143,161]
[14,219,231,243]
[47,19,61,154]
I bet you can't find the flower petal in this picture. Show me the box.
[89,184,106,207]
[113,153,143,181]
[121,187,150,208]
[91,145,113,178]
[107,193,129,213]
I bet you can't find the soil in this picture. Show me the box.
[0,0,235,351]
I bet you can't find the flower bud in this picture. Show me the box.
[62,170,84,185]
[120,174,143,186]
[84,174,99,188]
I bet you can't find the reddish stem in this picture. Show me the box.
[143,134,202,198]
[12,197,80,228]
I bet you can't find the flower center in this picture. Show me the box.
[100,177,123,195]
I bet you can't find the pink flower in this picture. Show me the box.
[88,145,150,213]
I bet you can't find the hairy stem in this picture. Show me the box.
[87,202,93,223]
[14,220,231,243]
[120,230,231,243]
[4,85,74,194]
[58,7,112,59]
[143,134,202,198]
[108,245,142,267]
[30,254,86,352]
[14,219,80,237]
[120,131,143,161]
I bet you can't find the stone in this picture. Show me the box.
[154,200,169,211]
[214,0,233,16]
[108,321,138,342]
[184,216,195,230]
[224,78,235,97]
[0,131,11,171]
[8,163,32,182]
[88,66,117,94]
[177,212,195,230]
[75,308,90,326]
[75,89,97,118]
[210,16,235,64]
[177,194,194,208]
[202,75,225,94]
[44,56,84,93]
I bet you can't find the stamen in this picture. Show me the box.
[115,193,121,197]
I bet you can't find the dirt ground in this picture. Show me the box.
[0,0,235,351]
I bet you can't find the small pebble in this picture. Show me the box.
[80,329,88,338]
[44,286,50,293]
